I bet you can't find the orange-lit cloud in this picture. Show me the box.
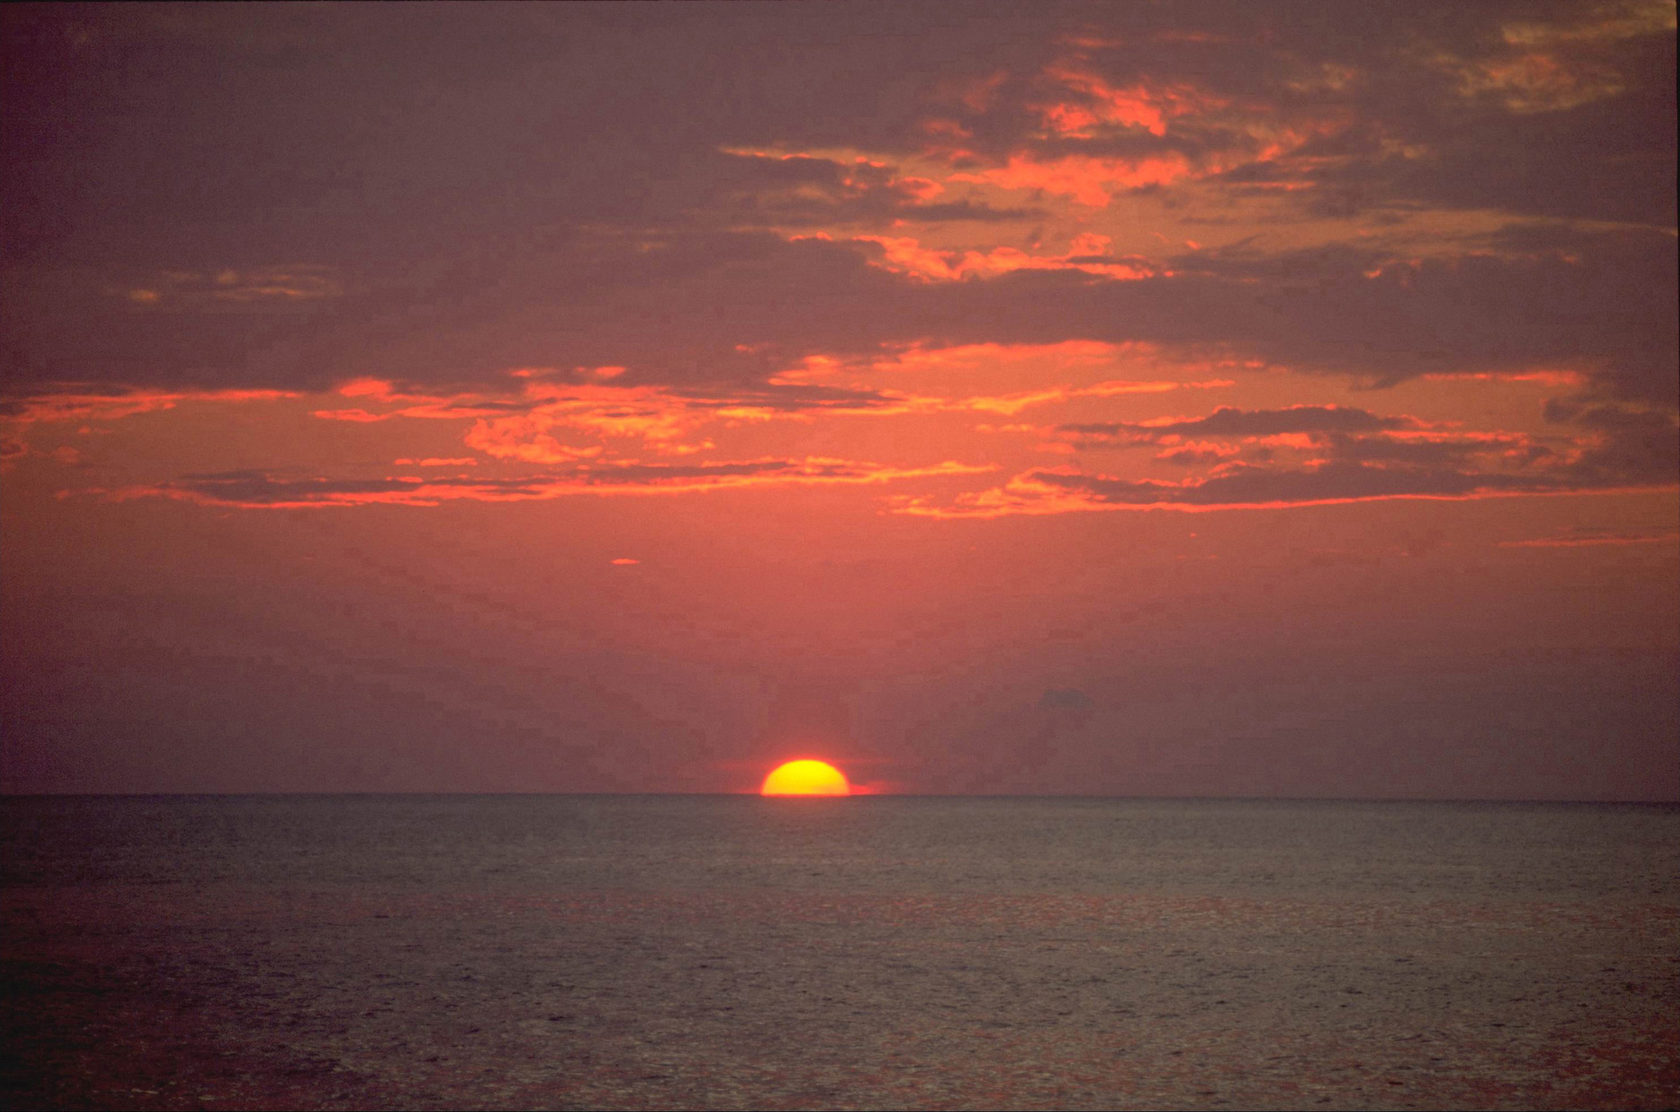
[840,231,1163,283]
[1,387,301,425]
[848,340,1145,378]
[891,462,1563,518]
[310,378,532,422]
[795,340,1247,395]
[305,374,923,463]
[951,152,1196,207]
[1034,66,1219,138]
[959,378,1229,417]
[891,393,1677,517]
[286,361,1235,472]
[910,49,1356,208]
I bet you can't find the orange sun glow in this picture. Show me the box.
[760,759,852,796]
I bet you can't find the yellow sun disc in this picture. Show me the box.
[761,759,851,796]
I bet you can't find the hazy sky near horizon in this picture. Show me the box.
[3,2,1676,798]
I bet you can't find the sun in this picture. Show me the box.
[761,759,852,796]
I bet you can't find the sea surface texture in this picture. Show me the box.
[2,795,1676,1110]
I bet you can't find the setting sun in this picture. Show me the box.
[761,759,852,796]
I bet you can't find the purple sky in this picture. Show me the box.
[3,2,1676,797]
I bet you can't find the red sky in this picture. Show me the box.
[3,2,1675,798]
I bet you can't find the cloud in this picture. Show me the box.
[896,2,1677,238]
[709,149,1044,229]
[1058,404,1416,446]
[894,461,1553,518]
[0,386,300,424]
[113,458,992,509]
[894,403,1678,518]
[826,230,1163,284]
[295,367,1231,468]
[997,396,1676,517]
[1327,431,1548,468]
[118,266,343,308]
[293,373,923,463]
[1,4,1671,423]
[1500,525,1680,549]
[8,222,1670,466]
[959,377,1227,417]
[1048,404,1566,474]
[1543,398,1680,485]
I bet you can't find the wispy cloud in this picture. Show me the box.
[1500,526,1680,548]
[0,387,301,425]
[110,458,992,509]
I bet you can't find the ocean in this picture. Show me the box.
[2,795,1675,1110]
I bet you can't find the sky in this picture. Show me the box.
[2,1,1676,799]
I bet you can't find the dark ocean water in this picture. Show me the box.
[3,795,1676,1110]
